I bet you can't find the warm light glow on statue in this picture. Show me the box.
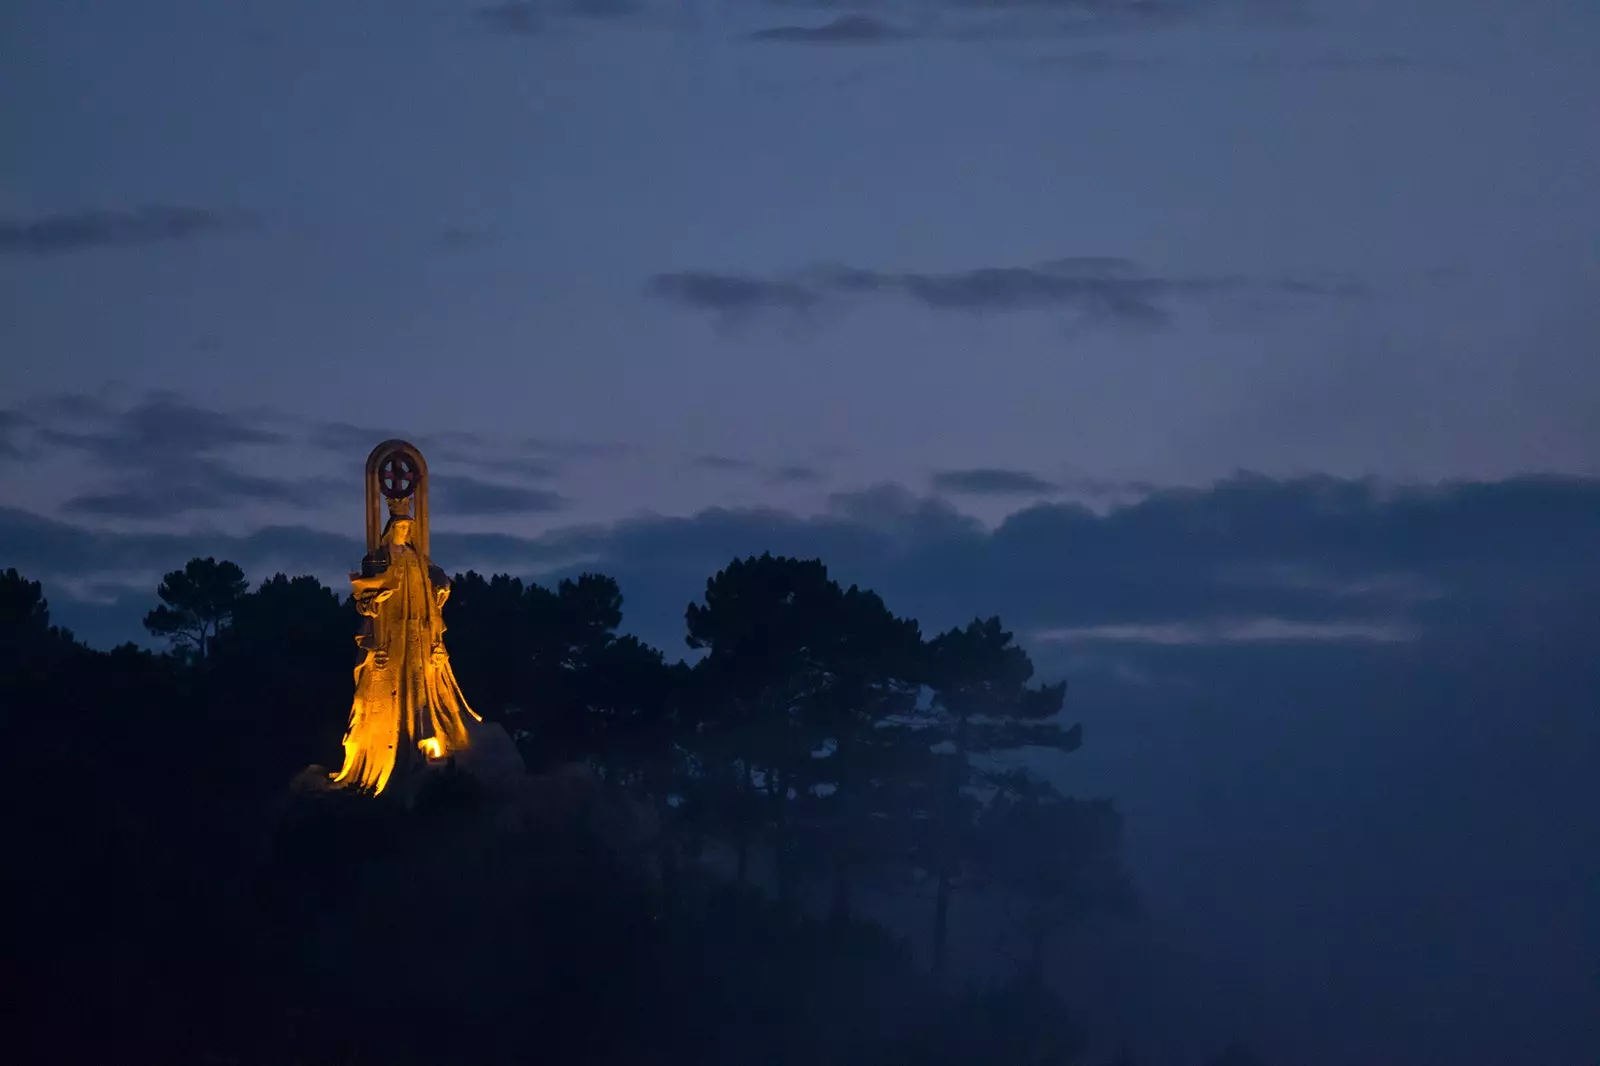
[331,441,481,795]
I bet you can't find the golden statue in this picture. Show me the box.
[331,441,481,795]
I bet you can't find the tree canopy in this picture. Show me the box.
[2,550,1271,1065]
[142,556,249,662]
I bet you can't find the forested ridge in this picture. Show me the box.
[2,557,1264,1066]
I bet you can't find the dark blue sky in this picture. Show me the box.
[2,2,1598,1063]
[4,0,1597,534]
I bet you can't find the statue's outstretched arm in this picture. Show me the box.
[353,586,397,618]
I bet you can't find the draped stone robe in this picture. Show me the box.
[331,529,480,795]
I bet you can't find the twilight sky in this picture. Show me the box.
[4,0,1598,533]
[3,2,1599,1063]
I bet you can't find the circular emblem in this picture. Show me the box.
[378,451,421,499]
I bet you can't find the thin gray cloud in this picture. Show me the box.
[306,421,416,454]
[36,392,287,464]
[59,486,247,520]
[688,453,756,471]
[0,206,255,256]
[687,455,828,485]
[932,468,1059,495]
[0,411,32,457]
[302,421,563,480]
[522,435,641,460]
[474,2,548,35]
[1017,47,1415,79]
[648,258,1352,331]
[759,0,1300,44]
[60,472,346,520]
[450,454,562,480]
[467,0,1299,46]
[0,507,361,586]
[750,15,911,43]
[432,475,570,516]
[474,0,648,36]
[566,0,645,17]
[6,392,338,518]
[647,272,823,317]
[1037,617,1416,647]
[19,392,293,503]
[767,464,826,485]
[43,406,607,490]
[36,390,119,420]
[427,227,492,250]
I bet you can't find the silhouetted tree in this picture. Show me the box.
[0,567,51,637]
[686,553,845,888]
[211,573,357,778]
[446,569,666,771]
[920,616,1082,975]
[0,567,76,665]
[790,581,924,928]
[973,769,1137,973]
[142,556,248,662]
[223,573,351,659]
[436,570,531,719]
[686,553,922,905]
[0,568,81,729]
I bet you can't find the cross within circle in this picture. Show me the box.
[378,452,420,499]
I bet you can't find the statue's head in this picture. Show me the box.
[383,516,415,547]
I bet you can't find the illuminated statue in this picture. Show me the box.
[331,441,481,795]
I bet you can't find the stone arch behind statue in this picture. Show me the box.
[365,439,430,558]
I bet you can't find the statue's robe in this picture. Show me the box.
[331,539,479,795]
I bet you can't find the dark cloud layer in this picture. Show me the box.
[686,454,832,485]
[767,464,826,485]
[0,507,359,585]
[0,395,607,517]
[516,472,1600,654]
[649,258,1355,330]
[751,15,910,43]
[750,0,1300,47]
[0,206,254,255]
[932,468,1058,495]
[4,392,345,518]
[60,475,345,520]
[688,453,756,471]
[648,273,822,318]
[0,411,32,457]
[521,435,640,460]
[38,393,286,461]
[5,394,331,516]
[468,0,1301,47]
[16,474,1599,660]
[433,475,569,516]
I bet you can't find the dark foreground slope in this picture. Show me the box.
[3,645,1083,1066]
[12,763,1083,1066]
